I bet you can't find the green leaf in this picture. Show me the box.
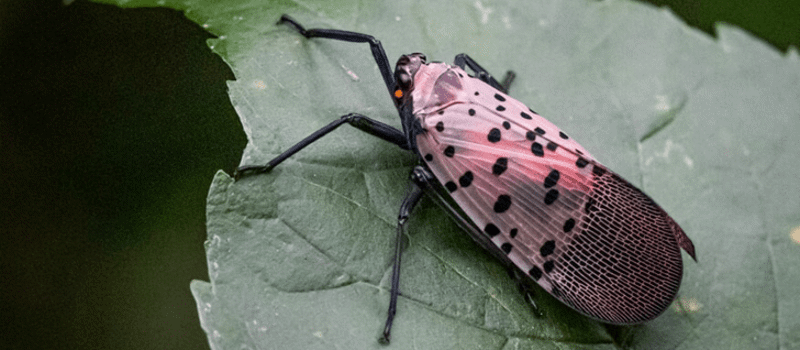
[96,0,800,348]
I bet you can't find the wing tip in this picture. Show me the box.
[670,219,697,262]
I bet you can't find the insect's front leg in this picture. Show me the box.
[235,113,407,179]
[453,53,516,93]
[277,15,397,96]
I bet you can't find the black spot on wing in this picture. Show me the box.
[563,218,575,233]
[529,266,542,280]
[484,223,500,237]
[544,189,559,205]
[488,128,501,143]
[531,142,544,157]
[494,195,511,213]
[459,171,474,187]
[543,169,560,188]
[540,240,556,257]
[492,158,508,176]
[444,145,455,157]
[543,260,554,273]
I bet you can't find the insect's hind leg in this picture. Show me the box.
[507,268,545,318]
[235,113,407,179]
[380,167,428,344]
[278,15,396,96]
[453,53,515,94]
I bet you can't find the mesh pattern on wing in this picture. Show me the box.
[552,171,685,324]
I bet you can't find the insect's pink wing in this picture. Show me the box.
[412,64,695,324]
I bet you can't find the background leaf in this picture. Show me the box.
[96,0,800,348]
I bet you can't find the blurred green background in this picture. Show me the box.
[1,0,797,349]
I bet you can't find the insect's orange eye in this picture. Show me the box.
[394,90,403,99]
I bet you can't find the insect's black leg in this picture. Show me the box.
[509,268,544,318]
[278,15,396,96]
[453,53,516,94]
[499,72,516,94]
[235,113,406,179]
[380,167,429,344]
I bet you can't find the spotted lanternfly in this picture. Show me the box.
[236,15,697,343]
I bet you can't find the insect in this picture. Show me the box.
[236,15,697,343]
